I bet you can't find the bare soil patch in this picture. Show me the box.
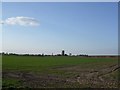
[3,64,119,88]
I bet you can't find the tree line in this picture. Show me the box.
[0,52,89,57]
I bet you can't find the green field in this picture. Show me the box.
[2,55,119,88]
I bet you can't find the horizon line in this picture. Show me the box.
[1,52,118,56]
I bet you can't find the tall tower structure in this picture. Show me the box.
[69,53,72,56]
[62,50,65,56]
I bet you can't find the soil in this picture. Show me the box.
[2,64,120,88]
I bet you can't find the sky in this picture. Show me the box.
[1,2,118,55]
[1,0,119,2]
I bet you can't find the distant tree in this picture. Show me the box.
[38,54,42,56]
[42,53,44,56]
[57,54,61,56]
[64,54,68,56]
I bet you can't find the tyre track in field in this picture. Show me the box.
[77,64,119,83]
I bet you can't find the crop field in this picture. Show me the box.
[2,55,119,88]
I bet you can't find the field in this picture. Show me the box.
[2,55,119,88]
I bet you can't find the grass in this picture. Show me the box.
[3,55,117,71]
[2,78,23,88]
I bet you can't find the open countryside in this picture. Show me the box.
[1,2,119,89]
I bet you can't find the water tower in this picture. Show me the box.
[62,50,65,56]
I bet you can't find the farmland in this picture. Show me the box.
[2,55,119,88]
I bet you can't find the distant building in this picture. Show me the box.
[69,53,72,56]
[42,53,44,56]
[62,50,65,56]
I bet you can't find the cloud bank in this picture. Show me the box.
[1,16,40,26]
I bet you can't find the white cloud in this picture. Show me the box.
[1,16,40,26]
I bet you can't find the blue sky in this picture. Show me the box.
[2,2,118,55]
[1,0,119,2]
